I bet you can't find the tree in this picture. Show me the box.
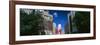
[20,9,44,36]
[72,11,90,33]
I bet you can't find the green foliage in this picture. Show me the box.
[72,11,90,33]
[20,9,43,36]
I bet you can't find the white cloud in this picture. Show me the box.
[53,12,58,17]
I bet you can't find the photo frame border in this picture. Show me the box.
[9,1,96,44]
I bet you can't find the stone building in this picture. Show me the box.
[35,10,53,35]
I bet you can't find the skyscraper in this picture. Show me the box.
[56,24,62,34]
[64,11,76,34]
[53,22,56,34]
[36,10,53,35]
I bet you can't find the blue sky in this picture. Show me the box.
[48,10,70,32]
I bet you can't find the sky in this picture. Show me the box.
[48,10,70,33]
[21,9,71,33]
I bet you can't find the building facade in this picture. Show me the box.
[35,10,53,35]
